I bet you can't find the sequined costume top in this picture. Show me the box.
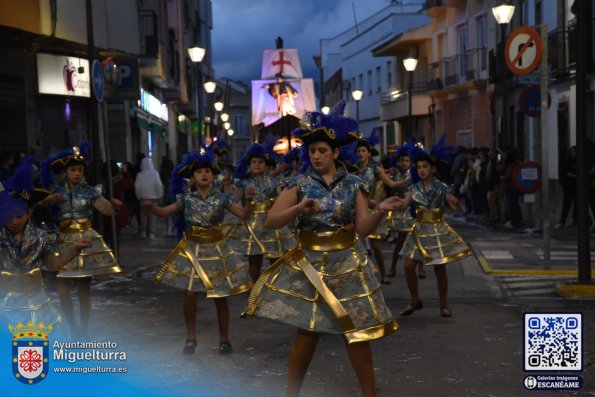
[289,166,368,232]
[175,189,233,227]
[392,169,412,196]
[358,161,378,192]
[235,173,277,203]
[0,224,56,273]
[410,178,452,210]
[52,182,101,220]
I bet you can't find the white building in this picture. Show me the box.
[319,1,429,143]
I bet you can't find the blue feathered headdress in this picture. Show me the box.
[0,157,49,226]
[169,147,217,238]
[40,141,91,188]
[284,148,300,164]
[209,133,230,156]
[429,134,454,164]
[408,135,454,184]
[262,133,284,165]
[234,140,280,179]
[291,101,359,148]
[389,138,415,168]
[355,128,380,156]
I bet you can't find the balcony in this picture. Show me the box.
[422,0,446,18]
[443,48,488,92]
[379,83,432,122]
[444,0,465,6]
[427,63,446,98]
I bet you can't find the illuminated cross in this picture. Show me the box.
[272,51,292,74]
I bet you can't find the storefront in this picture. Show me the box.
[132,89,169,169]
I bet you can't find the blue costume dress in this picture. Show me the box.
[388,169,414,233]
[52,182,121,277]
[227,173,296,258]
[359,161,389,239]
[0,223,61,325]
[155,189,252,297]
[246,166,397,343]
[400,179,472,265]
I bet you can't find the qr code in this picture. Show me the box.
[524,313,582,371]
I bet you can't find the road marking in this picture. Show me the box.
[481,250,514,260]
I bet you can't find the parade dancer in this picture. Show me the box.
[228,141,296,282]
[0,159,91,329]
[40,143,122,337]
[375,143,424,278]
[144,148,254,355]
[245,102,400,397]
[395,138,472,318]
[355,130,391,284]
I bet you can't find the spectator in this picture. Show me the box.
[556,146,577,228]
[503,149,522,228]
[486,149,503,223]
[104,162,133,254]
[0,151,15,183]
[134,157,163,239]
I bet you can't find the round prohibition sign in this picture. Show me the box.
[505,27,543,75]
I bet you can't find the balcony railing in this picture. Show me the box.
[422,0,444,9]
[139,10,158,57]
[381,83,429,105]
[443,48,487,88]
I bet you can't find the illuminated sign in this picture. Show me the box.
[37,53,91,98]
[139,89,168,122]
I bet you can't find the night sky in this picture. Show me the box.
[211,0,423,83]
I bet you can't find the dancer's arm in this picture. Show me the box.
[264,186,319,229]
[93,196,121,216]
[229,185,255,220]
[355,192,400,236]
[46,239,92,271]
[142,200,181,217]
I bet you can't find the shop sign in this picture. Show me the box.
[139,89,168,122]
[37,53,90,98]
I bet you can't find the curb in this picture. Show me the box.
[554,281,595,298]
[469,243,595,277]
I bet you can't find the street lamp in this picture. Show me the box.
[403,56,418,140]
[214,101,224,112]
[321,106,330,115]
[223,122,231,130]
[220,112,229,122]
[227,129,234,136]
[351,89,363,121]
[203,81,216,94]
[188,44,206,147]
[491,3,515,149]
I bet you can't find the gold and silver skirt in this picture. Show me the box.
[227,201,297,258]
[400,209,472,265]
[388,210,414,234]
[368,209,389,240]
[245,225,397,343]
[55,218,121,277]
[0,268,60,326]
[155,226,252,297]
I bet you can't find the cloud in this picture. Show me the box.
[211,0,400,83]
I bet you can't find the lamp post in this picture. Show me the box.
[214,101,224,112]
[188,44,206,147]
[351,89,363,122]
[491,3,515,149]
[403,57,418,141]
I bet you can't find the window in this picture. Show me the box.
[477,15,486,71]
[376,66,381,93]
[351,78,355,93]
[359,74,363,91]
[535,0,542,25]
[367,70,372,95]
[458,24,468,81]
[234,114,245,136]
[387,61,392,87]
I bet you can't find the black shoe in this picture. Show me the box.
[386,271,396,278]
[183,339,197,355]
[400,301,423,316]
[219,341,232,355]
[381,276,391,285]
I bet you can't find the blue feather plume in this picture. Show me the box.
[429,134,454,164]
[368,128,380,147]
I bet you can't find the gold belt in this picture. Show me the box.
[59,217,92,233]
[252,200,273,214]
[416,208,444,223]
[188,226,224,244]
[0,268,42,291]
[299,224,355,252]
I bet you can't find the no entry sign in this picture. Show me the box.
[505,27,543,75]
[512,161,542,194]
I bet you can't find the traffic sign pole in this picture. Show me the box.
[540,24,550,265]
